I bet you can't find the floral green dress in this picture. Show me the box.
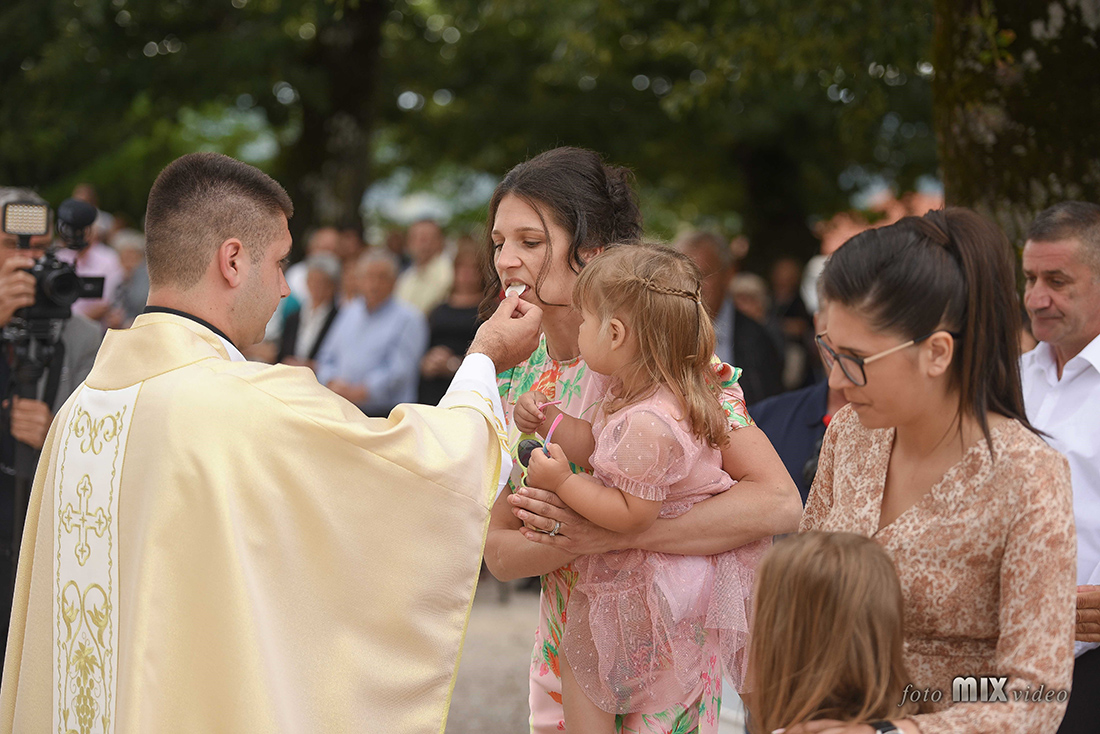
[497,334,753,734]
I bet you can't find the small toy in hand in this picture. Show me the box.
[517,413,564,468]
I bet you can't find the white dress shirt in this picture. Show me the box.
[293,301,334,360]
[447,352,512,498]
[1021,335,1100,656]
[714,297,735,365]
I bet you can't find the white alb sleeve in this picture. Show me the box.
[444,353,512,499]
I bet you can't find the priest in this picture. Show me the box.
[0,152,542,733]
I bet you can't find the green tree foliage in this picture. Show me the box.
[1,0,938,264]
[375,0,937,261]
[0,0,384,232]
[934,0,1100,245]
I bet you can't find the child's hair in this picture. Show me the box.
[747,532,919,734]
[572,244,727,448]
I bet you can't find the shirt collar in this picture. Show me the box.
[1027,334,1100,382]
[1076,332,1100,374]
[363,296,393,315]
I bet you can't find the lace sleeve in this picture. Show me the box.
[592,407,691,501]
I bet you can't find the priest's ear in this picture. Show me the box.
[215,238,247,288]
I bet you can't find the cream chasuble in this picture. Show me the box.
[1,312,507,733]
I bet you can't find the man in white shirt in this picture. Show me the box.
[1020,201,1100,734]
[395,218,453,314]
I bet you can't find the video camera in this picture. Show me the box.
[1,197,104,343]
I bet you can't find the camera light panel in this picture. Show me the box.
[2,202,50,237]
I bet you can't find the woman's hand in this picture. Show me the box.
[1077,584,1100,642]
[509,485,625,556]
[514,390,549,434]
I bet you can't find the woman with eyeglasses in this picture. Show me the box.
[794,208,1076,734]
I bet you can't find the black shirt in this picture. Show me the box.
[417,302,479,406]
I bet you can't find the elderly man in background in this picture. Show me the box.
[285,225,340,305]
[1020,201,1100,734]
[316,250,428,415]
[395,218,453,314]
[676,230,784,405]
[277,253,341,369]
[105,228,150,329]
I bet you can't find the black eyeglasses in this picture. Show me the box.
[815,330,959,387]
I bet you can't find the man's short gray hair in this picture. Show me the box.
[731,273,771,312]
[1028,201,1100,275]
[356,248,400,277]
[674,230,733,270]
[306,253,341,281]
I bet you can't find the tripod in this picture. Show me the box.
[2,329,63,591]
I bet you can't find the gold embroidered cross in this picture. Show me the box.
[59,475,109,566]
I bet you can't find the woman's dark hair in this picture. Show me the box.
[479,146,643,319]
[820,207,1032,452]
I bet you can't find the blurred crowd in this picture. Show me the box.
[56,183,949,424]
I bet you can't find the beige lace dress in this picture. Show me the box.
[801,405,1076,733]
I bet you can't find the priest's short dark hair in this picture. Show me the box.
[145,152,293,289]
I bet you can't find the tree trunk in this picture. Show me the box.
[933,0,1100,245]
[277,0,387,240]
[737,142,820,271]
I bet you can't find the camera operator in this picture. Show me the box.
[0,187,102,667]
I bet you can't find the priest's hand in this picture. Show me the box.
[1077,585,1100,643]
[468,294,542,371]
[5,396,53,450]
[0,254,37,327]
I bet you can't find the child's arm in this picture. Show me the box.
[527,443,661,533]
[514,391,595,470]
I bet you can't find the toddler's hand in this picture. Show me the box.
[527,442,572,494]
[515,390,549,434]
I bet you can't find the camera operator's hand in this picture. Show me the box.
[0,254,37,327]
[5,396,53,450]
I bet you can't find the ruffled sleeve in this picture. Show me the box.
[591,407,692,501]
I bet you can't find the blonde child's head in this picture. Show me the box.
[572,244,727,448]
[747,532,918,734]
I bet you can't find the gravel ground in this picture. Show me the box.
[444,572,746,734]
[445,574,540,734]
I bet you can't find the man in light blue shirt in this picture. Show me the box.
[316,250,428,415]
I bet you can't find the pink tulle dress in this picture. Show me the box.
[562,378,769,715]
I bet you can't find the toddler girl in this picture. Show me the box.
[519,245,767,732]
